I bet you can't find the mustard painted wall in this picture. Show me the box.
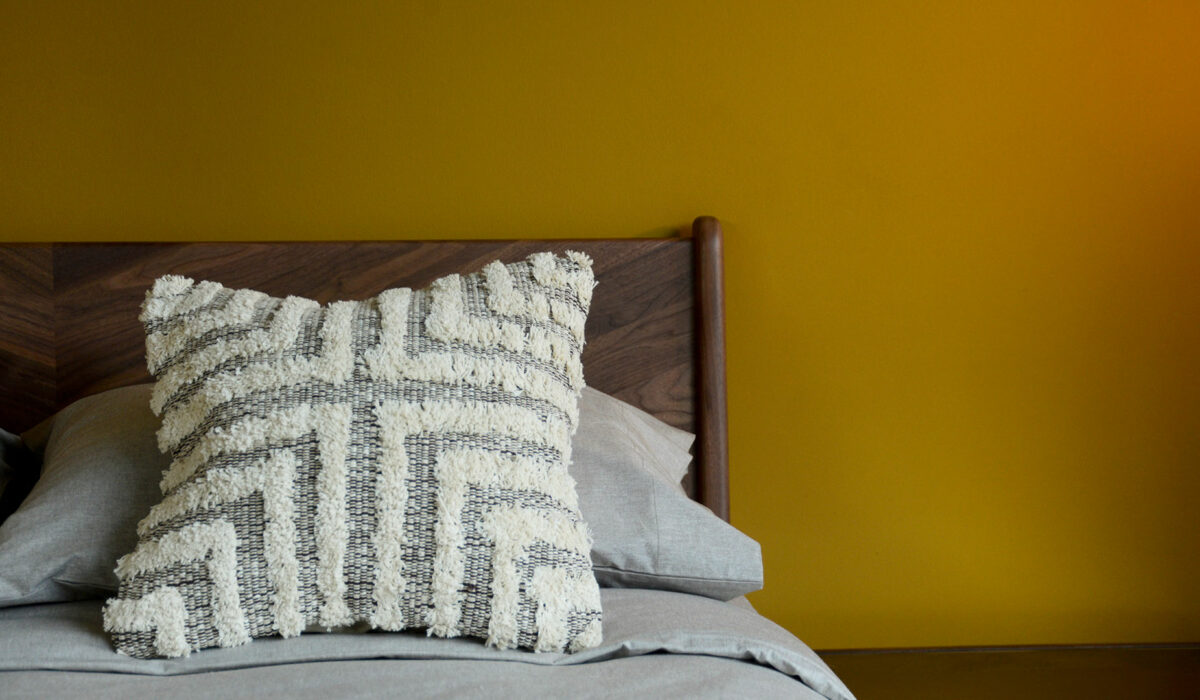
[3,2,1197,649]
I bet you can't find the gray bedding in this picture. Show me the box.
[0,588,854,699]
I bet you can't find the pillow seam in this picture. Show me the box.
[591,566,760,585]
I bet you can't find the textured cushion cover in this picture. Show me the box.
[103,253,601,658]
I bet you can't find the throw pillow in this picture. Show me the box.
[103,252,601,658]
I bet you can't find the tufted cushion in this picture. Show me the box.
[103,252,601,658]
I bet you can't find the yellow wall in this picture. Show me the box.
[3,2,1197,649]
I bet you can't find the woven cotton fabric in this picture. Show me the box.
[103,252,601,658]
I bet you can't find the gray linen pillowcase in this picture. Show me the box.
[577,387,694,488]
[574,387,763,600]
[0,384,762,607]
[0,386,169,607]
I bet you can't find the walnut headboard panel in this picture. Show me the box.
[0,217,729,518]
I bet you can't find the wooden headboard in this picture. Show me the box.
[0,217,729,518]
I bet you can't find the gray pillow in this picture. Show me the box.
[0,387,169,606]
[0,385,761,610]
[577,387,693,488]
[574,387,763,600]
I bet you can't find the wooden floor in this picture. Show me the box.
[820,645,1200,700]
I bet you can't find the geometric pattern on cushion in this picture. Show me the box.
[103,252,601,658]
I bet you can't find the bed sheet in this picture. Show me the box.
[0,588,854,699]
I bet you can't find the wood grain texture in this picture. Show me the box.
[693,217,730,521]
[0,224,732,517]
[0,245,54,431]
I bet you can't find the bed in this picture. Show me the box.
[0,217,855,699]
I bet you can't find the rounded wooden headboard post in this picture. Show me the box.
[692,216,731,521]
